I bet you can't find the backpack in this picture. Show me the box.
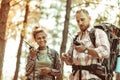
[89,23,120,80]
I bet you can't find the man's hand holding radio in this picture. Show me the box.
[74,42,87,53]
[61,53,73,65]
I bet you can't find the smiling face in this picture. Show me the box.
[34,30,47,50]
[76,9,91,32]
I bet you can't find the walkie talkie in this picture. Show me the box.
[73,34,81,46]
[23,40,34,49]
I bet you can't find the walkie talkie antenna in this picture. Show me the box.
[68,32,74,41]
[23,39,33,49]
[69,32,81,46]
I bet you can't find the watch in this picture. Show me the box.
[84,47,88,54]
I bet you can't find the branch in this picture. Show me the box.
[71,1,119,9]
[10,0,24,7]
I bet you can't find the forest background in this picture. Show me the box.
[0,0,120,80]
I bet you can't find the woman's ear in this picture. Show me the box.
[89,16,91,20]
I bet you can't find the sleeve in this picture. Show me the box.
[25,55,35,76]
[55,52,62,80]
[67,42,74,56]
[94,29,110,58]
[63,42,74,65]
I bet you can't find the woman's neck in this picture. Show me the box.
[39,46,47,50]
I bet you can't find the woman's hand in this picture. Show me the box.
[41,67,60,76]
[40,67,52,75]
[29,47,37,58]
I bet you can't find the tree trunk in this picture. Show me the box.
[13,2,29,80]
[60,0,71,80]
[0,0,10,79]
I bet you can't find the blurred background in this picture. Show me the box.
[0,0,120,80]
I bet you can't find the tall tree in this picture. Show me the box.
[0,0,10,79]
[13,1,29,80]
[60,0,71,80]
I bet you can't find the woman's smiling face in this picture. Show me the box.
[34,31,47,49]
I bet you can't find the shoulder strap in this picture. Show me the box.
[50,49,57,68]
[89,28,96,47]
[89,28,101,63]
